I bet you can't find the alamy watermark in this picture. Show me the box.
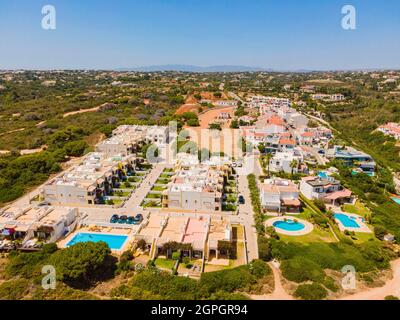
[42,265,57,290]
[341,5,356,30]
[341,265,357,290]
[42,5,56,30]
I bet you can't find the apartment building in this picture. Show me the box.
[162,164,226,212]
[96,125,169,157]
[300,176,353,205]
[269,150,304,174]
[41,152,138,206]
[260,178,301,213]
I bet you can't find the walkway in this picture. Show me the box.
[122,163,166,212]
[251,262,294,300]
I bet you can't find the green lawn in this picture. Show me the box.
[155,258,176,270]
[146,193,162,199]
[278,226,338,243]
[151,186,167,192]
[155,179,169,185]
[342,201,371,217]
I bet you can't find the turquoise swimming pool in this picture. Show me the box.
[66,233,128,250]
[273,220,305,232]
[391,197,400,205]
[318,171,328,179]
[334,213,360,228]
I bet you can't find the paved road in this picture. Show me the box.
[235,155,263,262]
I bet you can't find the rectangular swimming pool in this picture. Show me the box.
[66,233,128,250]
[334,213,360,228]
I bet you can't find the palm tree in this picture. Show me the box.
[290,159,299,177]
[265,153,273,177]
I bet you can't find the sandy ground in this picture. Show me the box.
[176,103,199,115]
[251,262,293,300]
[339,258,400,300]
[198,106,235,129]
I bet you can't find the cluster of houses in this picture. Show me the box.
[377,122,400,140]
[161,154,232,212]
[240,95,333,174]
[41,125,169,206]
[311,93,346,102]
[137,213,233,261]
[238,95,373,214]
[0,205,80,246]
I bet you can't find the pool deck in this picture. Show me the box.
[334,212,372,233]
[266,217,314,236]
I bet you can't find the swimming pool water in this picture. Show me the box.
[318,172,328,179]
[67,233,128,250]
[273,220,305,232]
[391,197,400,205]
[334,213,360,228]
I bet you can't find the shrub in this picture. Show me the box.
[280,256,325,283]
[374,225,387,240]
[313,199,327,212]
[50,242,117,287]
[385,295,399,300]
[0,279,30,300]
[258,236,272,261]
[294,283,328,300]
[172,252,181,261]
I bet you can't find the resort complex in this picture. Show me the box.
[1,69,399,303]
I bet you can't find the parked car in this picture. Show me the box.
[118,215,128,224]
[134,214,143,224]
[110,214,119,223]
[238,195,245,204]
[127,216,136,224]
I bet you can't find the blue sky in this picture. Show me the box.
[0,0,399,70]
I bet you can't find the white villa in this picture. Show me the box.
[260,178,301,213]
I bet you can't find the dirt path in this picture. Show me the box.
[339,259,400,300]
[63,106,100,118]
[0,127,25,137]
[250,262,294,300]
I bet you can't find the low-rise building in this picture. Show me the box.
[207,217,232,260]
[300,176,353,205]
[42,152,138,206]
[162,164,226,212]
[326,146,376,175]
[260,178,301,213]
[269,150,304,174]
[311,93,345,102]
[377,122,400,140]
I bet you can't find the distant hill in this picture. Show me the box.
[116,65,272,73]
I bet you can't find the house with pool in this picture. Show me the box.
[260,178,301,214]
[300,175,354,206]
[326,146,376,176]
